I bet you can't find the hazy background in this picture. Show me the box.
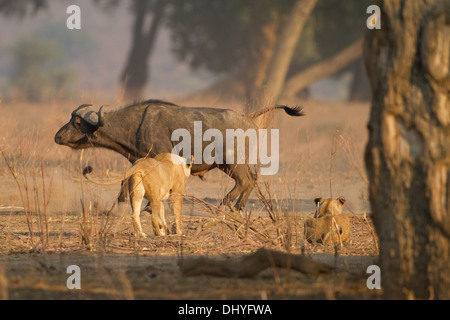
[0,0,371,103]
[0,1,214,98]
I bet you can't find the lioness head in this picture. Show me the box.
[314,196,346,218]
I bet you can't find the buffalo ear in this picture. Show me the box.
[314,197,322,206]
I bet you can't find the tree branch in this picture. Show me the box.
[261,0,318,103]
[279,38,363,102]
[179,247,332,278]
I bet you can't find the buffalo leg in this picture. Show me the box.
[219,164,255,210]
[234,183,255,211]
[233,165,257,211]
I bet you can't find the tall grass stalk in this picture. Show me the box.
[1,146,35,246]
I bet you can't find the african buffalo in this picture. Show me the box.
[55,99,304,210]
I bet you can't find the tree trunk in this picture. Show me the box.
[120,0,166,100]
[190,37,363,107]
[364,0,450,299]
[349,57,371,102]
[260,0,317,104]
[244,6,280,112]
[279,38,363,103]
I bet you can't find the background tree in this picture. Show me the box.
[118,0,166,100]
[7,36,75,102]
[0,0,47,17]
[285,0,371,102]
[1,0,373,104]
[0,1,93,102]
[364,0,450,299]
[167,0,371,108]
[125,0,372,104]
[259,0,317,105]
[1,0,167,101]
[93,0,167,100]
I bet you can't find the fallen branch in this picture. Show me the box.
[179,247,332,278]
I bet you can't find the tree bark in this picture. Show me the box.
[279,38,363,103]
[364,0,450,299]
[120,0,166,100]
[260,0,317,104]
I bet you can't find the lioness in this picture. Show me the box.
[305,196,351,245]
[83,153,193,237]
[304,214,351,245]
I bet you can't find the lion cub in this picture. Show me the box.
[305,196,351,245]
[313,196,346,218]
[83,153,193,237]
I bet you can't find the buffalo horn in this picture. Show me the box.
[73,104,102,127]
[97,105,108,127]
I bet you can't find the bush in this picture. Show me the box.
[7,36,75,102]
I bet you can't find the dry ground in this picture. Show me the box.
[0,212,379,299]
[0,98,380,299]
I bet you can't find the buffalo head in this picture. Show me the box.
[55,104,106,149]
